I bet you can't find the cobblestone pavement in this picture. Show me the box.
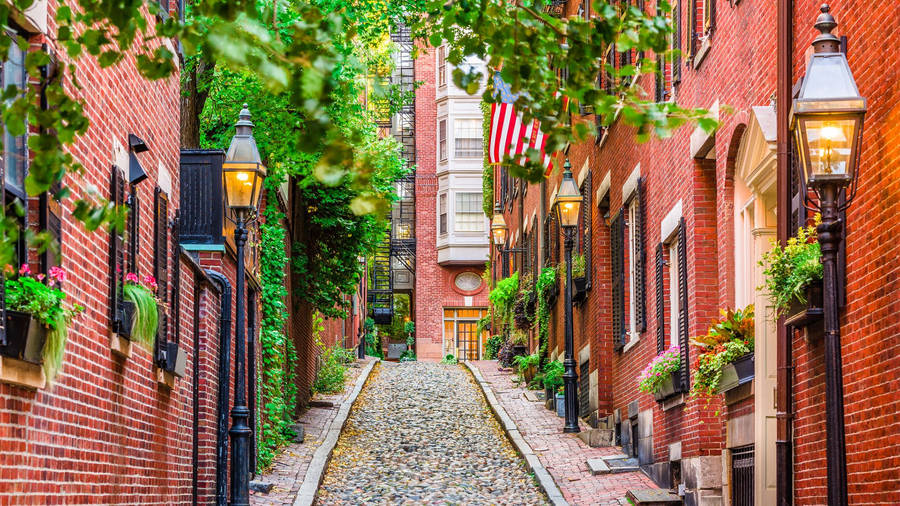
[317,361,548,505]
[471,361,658,506]
[250,360,367,505]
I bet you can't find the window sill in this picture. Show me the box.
[0,356,46,389]
[156,367,176,390]
[693,37,712,70]
[622,335,640,353]
[661,393,685,411]
[109,332,132,359]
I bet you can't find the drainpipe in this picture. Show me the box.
[776,0,794,504]
[206,270,233,506]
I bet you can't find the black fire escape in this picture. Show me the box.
[369,25,417,324]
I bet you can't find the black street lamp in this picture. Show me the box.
[222,104,267,506]
[790,6,866,506]
[553,159,582,434]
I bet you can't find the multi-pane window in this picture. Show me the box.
[689,0,715,59]
[627,199,639,341]
[439,193,448,235]
[454,119,483,158]
[438,46,447,88]
[454,192,484,232]
[439,119,448,161]
[3,38,27,199]
[668,240,679,347]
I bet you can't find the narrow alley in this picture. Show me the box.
[316,362,548,505]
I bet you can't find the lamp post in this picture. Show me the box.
[491,203,510,278]
[790,6,865,506]
[222,104,267,506]
[358,256,367,359]
[553,159,582,434]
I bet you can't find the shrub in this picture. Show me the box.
[638,346,681,394]
[513,353,539,375]
[484,335,503,360]
[497,340,515,368]
[440,354,458,364]
[542,360,564,390]
[313,344,352,394]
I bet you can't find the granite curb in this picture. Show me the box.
[292,358,379,506]
[464,361,570,506]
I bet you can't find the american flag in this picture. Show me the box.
[488,72,566,176]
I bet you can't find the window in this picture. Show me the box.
[158,0,170,20]
[438,46,447,88]
[668,240,679,347]
[689,0,715,61]
[454,119,482,158]
[439,193,448,235]
[443,308,489,360]
[454,192,483,232]
[439,119,447,161]
[3,38,27,199]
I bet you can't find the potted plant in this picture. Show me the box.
[571,253,588,302]
[513,288,534,330]
[510,330,528,357]
[692,306,756,396]
[1,265,83,382]
[760,218,824,328]
[542,359,564,408]
[484,334,503,360]
[123,273,159,348]
[638,345,682,401]
[556,386,566,417]
[513,353,540,383]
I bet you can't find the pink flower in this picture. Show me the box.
[126,272,139,284]
[36,274,45,282]
[49,266,66,282]
[19,264,31,276]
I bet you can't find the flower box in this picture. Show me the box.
[116,301,137,340]
[653,373,677,401]
[0,311,46,364]
[572,277,588,303]
[784,281,824,328]
[717,353,755,394]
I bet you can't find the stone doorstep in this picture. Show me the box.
[586,458,610,475]
[576,428,615,448]
[626,488,682,505]
[600,454,629,461]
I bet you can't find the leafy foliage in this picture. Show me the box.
[440,354,458,365]
[488,272,519,328]
[513,353,539,375]
[412,0,718,182]
[638,345,680,394]
[312,315,353,394]
[257,175,292,471]
[541,360,564,390]
[484,334,503,360]
[760,217,823,316]
[534,267,557,365]
[691,306,755,396]
[481,101,494,217]
[571,253,586,278]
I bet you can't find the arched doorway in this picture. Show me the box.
[730,107,778,505]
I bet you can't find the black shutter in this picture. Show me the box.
[673,0,682,85]
[171,210,181,345]
[612,211,626,351]
[634,178,647,332]
[677,218,690,392]
[552,213,560,264]
[582,176,593,290]
[655,243,665,353]
[0,164,6,347]
[154,188,170,354]
[543,214,550,267]
[110,167,126,332]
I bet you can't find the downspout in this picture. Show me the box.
[191,280,203,506]
[776,0,794,504]
[206,270,232,506]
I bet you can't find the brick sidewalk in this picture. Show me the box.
[471,360,657,506]
[250,359,370,505]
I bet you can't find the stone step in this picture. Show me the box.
[586,458,610,475]
[576,428,615,447]
[604,456,640,473]
[626,488,682,505]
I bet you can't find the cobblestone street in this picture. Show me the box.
[316,362,548,505]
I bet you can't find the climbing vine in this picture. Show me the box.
[535,267,557,367]
[257,175,292,471]
[481,100,494,217]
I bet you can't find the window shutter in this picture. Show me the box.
[127,186,139,275]
[171,210,181,345]
[677,218,691,392]
[612,211,626,351]
[688,0,697,59]
[673,0,682,85]
[655,243,665,354]
[582,176,593,289]
[551,214,560,265]
[0,167,6,346]
[543,215,550,267]
[635,178,646,332]
[110,167,126,332]
[154,188,169,353]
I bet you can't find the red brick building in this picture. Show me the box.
[0,3,272,503]
[491,1,900,504]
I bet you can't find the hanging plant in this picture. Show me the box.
[488,272,519,327]
[691,306,755,396]
[760,216,823,316]
[123,273,159,349]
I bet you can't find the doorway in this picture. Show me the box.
[456,321,479,361]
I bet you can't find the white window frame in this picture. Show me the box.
[438,46,447,88]
[668,239,679,348]
[453,118,483,158]
[454,192,484,233]
[438,192,448,236]
[439,119,448,161]
[624,198,639,350]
